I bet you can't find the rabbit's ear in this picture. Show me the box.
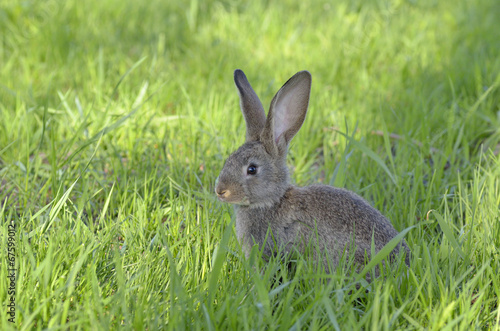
[234,69,266,142]
[262,71,311,155]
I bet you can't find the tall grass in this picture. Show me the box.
[0,0,499,329]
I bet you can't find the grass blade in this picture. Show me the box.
[337,131,398,185]
[432,211,465,260]
[356,225,416,281]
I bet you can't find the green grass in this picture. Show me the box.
[1,0,499,329]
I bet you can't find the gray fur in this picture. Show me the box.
[234,69,267,142]
[216,69,410,273]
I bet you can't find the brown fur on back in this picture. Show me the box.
[235,185,409,267]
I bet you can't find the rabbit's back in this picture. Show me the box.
[235,184,408,266]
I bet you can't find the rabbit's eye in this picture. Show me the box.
[247,165,257,175]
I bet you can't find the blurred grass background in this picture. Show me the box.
[0,0,499,329]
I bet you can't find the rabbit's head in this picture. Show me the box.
[215,70,311,208]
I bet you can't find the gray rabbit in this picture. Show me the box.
[215,69,410,273]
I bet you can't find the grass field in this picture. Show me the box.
[1,0,499,329]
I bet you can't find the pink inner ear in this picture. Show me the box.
[273,92,304,143]
[274,133,283,144]
[274,113,287,144]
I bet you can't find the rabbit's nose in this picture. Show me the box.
[215,182,231,200]
[216,188,230,199]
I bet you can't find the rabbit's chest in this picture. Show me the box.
[235,207,301,252]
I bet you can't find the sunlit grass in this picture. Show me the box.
[0,0,499,329]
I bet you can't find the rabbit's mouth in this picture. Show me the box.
[217,193,250,206]
[233,197,251,206]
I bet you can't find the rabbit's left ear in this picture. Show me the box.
[234,69,267,142]
[262,71,312,155]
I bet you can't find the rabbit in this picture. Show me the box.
[215,69,410,274]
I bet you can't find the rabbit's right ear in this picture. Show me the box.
[261,71,312,156]
[234,69,266,142]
